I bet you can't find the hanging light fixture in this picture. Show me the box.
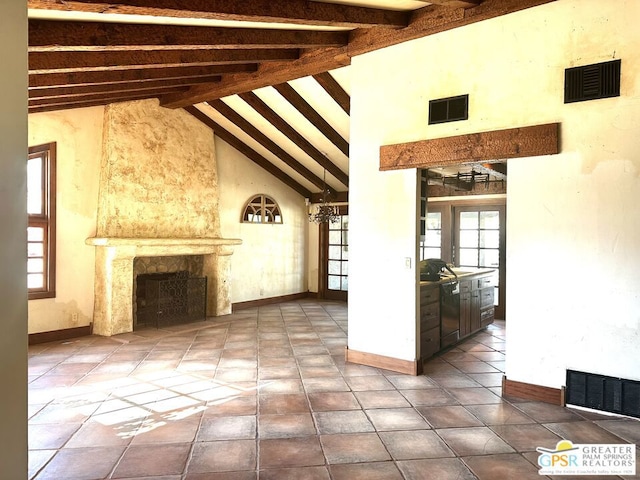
[309,170,340,224]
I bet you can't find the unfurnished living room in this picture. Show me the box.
[1,0,640,479]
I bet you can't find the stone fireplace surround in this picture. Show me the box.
[87,237,241,336]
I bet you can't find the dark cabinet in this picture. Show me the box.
[419,284,440,359]
[459,280,471,337]
[420,271,495,360]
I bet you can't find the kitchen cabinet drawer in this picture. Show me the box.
[479,287,494,309]
[420,285,440,304]
[475,276,492,290]
[459,280,471,294]
[421,326,440,359]
[480,307,494,326]
[421,302,440,330]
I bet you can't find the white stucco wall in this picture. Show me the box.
[215,137,309,303]
[28,107,104,333]
[348,0,640,383]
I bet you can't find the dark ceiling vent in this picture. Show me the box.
[564,59,621,104]
[566,369,640,419]
[429,94,469,125]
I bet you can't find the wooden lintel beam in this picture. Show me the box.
[312,72,350,114]
[29,20,349,51]
[29,49,300,73]
[28,0,410,29]
[238,91,349,188]
[29,64,257,89]
[208,99,326,191]
[273,82,349,157]
[380,123,560,171]
[184,106,312,198]
[161,0,555,107]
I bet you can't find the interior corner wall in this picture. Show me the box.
[0,0,28,476]
[347,0,640,382]
[215,138,309,303]
[28,107,104,333]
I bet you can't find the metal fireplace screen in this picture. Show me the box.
[136,271,207,328]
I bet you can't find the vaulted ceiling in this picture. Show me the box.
[28,0,551,198]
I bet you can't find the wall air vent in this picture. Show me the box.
[566,369,640,419]
[564,59,621,104]
[428,94,468,125]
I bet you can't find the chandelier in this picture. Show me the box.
[309,170,340,224]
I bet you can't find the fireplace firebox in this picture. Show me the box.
[135,271,207,328]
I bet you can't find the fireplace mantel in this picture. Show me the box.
[86,236,242,256]
[86,236,242,336]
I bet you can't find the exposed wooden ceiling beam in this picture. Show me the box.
[29,85,186,107]
[29,90,184,113]
[208,99,326,191]
[160,0,556,107]
[28,0,410,29]
[29,64,257,89]
[162,47,350,107]
[29,20,349,51]
[415,0,483,8]
[312,72,350,114]
[476,162,507,179]
[30,77,220,100]
[184,105,312,198]
[273,83,349,157]
[29,49,300,73]
[238,91,349,187]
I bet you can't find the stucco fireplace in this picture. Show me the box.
[86,237,241,336]
[87,99,242,336]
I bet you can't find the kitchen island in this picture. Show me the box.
[419,268,495,361]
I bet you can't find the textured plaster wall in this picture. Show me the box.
[98,99,221,238]
[348,0,640,383]
[28,107,104,333]
[216,138,308,303]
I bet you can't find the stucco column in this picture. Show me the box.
[93,246,136,336]
[203,246,235,316]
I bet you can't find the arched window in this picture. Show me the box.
[242,194,282,224]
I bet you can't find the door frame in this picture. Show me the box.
[318,205,348,301]
[428,197,506,320]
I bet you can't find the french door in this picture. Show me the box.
[319,206,348,301]
[453,205,506,320]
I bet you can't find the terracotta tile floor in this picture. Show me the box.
[28,300,640,479]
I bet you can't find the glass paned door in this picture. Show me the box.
[320,207,348,301]
[454,205,506,319]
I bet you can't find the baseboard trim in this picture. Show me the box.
[232,292,312,311]
[345,347,419,376]
[29,324,93,345]
[502,376,565,406]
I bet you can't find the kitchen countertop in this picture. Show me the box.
[420,267,495,285]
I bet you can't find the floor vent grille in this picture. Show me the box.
[566,369,640,418]
[564,59,621,103]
